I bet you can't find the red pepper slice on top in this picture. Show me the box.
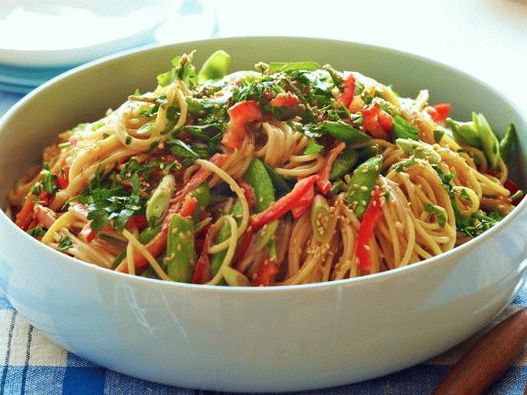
[340,74,356,108]
[362,103,392,139]
[270,92,300,108]
[317,142,346,195]
[291,183,315,219]
[222,100,263,150]
[192,231,212,284]
[426,103,451,123]
[252,258,279,287]
[250,175,319,231]
[355,186,384,272]
[15,196,35,231]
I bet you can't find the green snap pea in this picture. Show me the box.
[473,112,500,169]
[446,117,482,148]
[499,123,516,163]
[191,182,211,221]
[358,144,384,160]
[346,155,383,218]
[210,200,243,276]
[268,61,320,74]
[164,213,194,282]
[329,180,345,195]
[321,121,371,144]
[396,138,441,164]
[330,146,359,181]
[198,50,231,82]
[146,175,175,226]
[263,163,292,197]
[392,115,419,140]
[245,159,276,212]
[311,195,330,241]
[138,224,161,245]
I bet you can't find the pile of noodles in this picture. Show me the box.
[8,60,516,286]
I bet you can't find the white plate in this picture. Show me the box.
[0,0,174,67]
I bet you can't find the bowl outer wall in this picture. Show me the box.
[0,37,527,392]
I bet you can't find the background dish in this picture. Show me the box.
[0,37,526,392]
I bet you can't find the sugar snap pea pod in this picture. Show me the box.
[473,112,500,169]
[499,123,516,163]
[330,146,359,181]
[347,155,383,218]
[198,50,231,82]
[311,195,330,241]
[245,159,276,211]
[245,159,279,250]
[210,200,243,276]
[446,117,482,148]
[191,182,211,221]
[329,180,344,195]
[392,115,419,140]
[146,175,175,226]
[263,162,292,197]
[358,144,384,161]
[164,213,194,282]
[321,121,371,144]
[396,138,441,164]
[138,224,161,245]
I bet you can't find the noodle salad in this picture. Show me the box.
[9,51,524,286]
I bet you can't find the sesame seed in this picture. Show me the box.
[361,200,367,206]
[177,244,182,251]
[364,245,370,251]
[360,186,369,192]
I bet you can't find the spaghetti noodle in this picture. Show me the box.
[9,50,524,286]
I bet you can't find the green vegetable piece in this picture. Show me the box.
[138,224,161,245]
[499,123,516,162]
[424,202,447,227]
[304,141,324,155]
[146,175,175,226]
[311,195,330,240]
[330,146,359,181]
[358,144,384,160]
[346,155,383,218]
[222,266,250,286]
[473,112,500,169]
[321,121,371,144]
[392,115,419,140]
[245,159,276,212]
[210,200,243,275]
[396,138,441,164]
[191,182,211,209]
[329,180,345,195]
[433,129,445,143]
[263,162,292,197]
[268,61,320,74]
[164,213,195,282]
[198,50,231,83]
[446,117,482,148]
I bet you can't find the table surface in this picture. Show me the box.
[1,1,527,393]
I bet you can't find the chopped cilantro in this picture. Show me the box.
[57,235,73,251]
[28,226,46,238]
[304,141,324,155]
[424,203,447,227]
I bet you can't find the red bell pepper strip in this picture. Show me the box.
[15,196,35,231]
[317,142,346,195]
[222,100,263,150]
[340,74,356,108]
[34,205,57,229]
[234,227,255,267]
[178,153,227,198]
[125,215,148,231]
[179,195,198,218]
[291,184,315,219]
[53,166,69,190]
[362,103,392,139]
[426,103,451,123]
[355,186,384,272]
[250,175,318,231]
[270,92,300,108]
[192,231,212,284]
[378,111,393,133]
[251,258,279,286]
[240,181,256,210]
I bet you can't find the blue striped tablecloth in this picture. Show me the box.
[1,91,526,395]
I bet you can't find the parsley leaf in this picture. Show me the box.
[424,203,447,227]
[304,141,324,155]
[28,226,46,238]
[57,235,73,251]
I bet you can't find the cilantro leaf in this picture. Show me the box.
[57,235,73,251]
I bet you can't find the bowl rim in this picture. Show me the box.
[1,35,526,293]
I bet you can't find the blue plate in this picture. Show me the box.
[0,63,71,88]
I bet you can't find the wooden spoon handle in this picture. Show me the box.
[433,309,527,395]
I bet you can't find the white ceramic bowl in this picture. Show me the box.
[0,37,526,392]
